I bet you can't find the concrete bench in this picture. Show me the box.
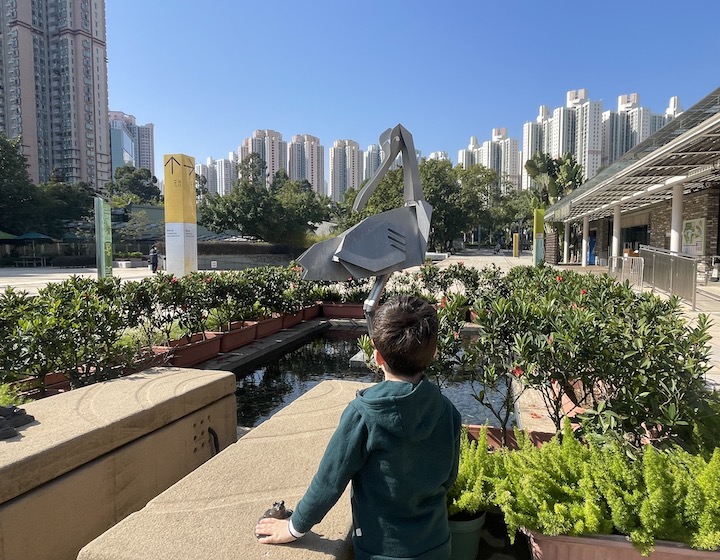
[0,367,237,560]
[78,380,371,560]
[116,260,133,268]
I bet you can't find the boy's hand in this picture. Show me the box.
[255,517,296,544]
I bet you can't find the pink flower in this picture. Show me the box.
[580,289,587,295]
[170,277,178,283]
[512,366,523,377]
[556,275,563,282]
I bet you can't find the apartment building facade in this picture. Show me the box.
[0,0,111,187]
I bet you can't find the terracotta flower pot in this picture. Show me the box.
[255,315,284,339]
[321,302,365,319]
[464,425,554,450]
[153,332,222,368]
[524,529,720,560]
[281,311,303,329]
[302,304,321,321]
[211,322,258,353]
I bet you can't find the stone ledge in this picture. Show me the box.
[0,367,236,505]
[78,380,371,560]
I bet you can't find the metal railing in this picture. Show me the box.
[607,256,644,288]
[638,245,705,310]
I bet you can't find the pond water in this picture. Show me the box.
[233,330,515,428]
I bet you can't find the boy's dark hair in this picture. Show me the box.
[371,296,438,378]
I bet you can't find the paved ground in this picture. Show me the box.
[0,265,153,296]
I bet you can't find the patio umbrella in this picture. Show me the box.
[0,231,17,241]
[15,231,55,256]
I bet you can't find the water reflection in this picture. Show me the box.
[234,331,515,429]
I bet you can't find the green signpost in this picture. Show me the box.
[94,197,113,278]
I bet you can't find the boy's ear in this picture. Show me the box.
[373,347,386,367]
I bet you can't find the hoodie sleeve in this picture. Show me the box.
[290,403,368,534]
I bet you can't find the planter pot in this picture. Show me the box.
[464,424,555,450]
[449,512,486,560]
[302,303,321,321]
[281,311,303,329]
[321,302,365,319]
[153,332,222,368]
[211,322,258,353]
[255,315,284,339]
[524,530,720,560]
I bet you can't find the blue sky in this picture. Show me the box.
[106,0,720,183]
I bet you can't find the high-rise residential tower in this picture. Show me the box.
[0,0,111,187]
[238,130,287,186]
[521,106,549,190]
[108,111,155,176]
[215,158,236,196]
[427,151,450,161]
[459,129,520,192]
[329,139,362,203]
[601,94,680,168]
[288,134,325,195]
[364,143,382,181]
[521,89,680,188]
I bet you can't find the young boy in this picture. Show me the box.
[255,296,462,559]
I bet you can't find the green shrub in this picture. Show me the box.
[494,421,720,555]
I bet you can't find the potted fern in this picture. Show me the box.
[493,420,720,559]
[447,426,501,560]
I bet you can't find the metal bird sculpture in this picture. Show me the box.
[297,124,432,334]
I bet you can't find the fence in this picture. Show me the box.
[607,256,644,288]
[638,245,705,310]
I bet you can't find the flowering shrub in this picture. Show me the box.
[471,264,716,453]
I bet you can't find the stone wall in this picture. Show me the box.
[0,368,237,560]
[649,185,720,255]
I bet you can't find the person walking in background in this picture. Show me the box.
[255,296,462,559]
[149,245,159,273]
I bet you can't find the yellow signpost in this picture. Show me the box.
[163,154,197,277]
[533,208,545,266]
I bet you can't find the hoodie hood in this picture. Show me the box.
[352,377,450,441]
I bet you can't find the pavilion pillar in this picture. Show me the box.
[582,216,590,267]
[670,183,684,253]
[612,205,622,258]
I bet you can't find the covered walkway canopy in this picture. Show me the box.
[546,87,720,224]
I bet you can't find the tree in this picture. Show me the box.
[421,159,468,250]
[272,179,329,244]
[198,153,329,244]
[454,163,501,243]
[105,165,160,203]
[0,134,38,234]
[115,209,163,243]
[35,180,95,238]
[524,151,584,206]
[196,173,208,199]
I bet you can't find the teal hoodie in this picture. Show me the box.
[291,377,462,560]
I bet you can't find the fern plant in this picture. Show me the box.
[447,426,501,520]
[494,419,720,556]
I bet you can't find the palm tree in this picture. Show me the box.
[524,151,584,206]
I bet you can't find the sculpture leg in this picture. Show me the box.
[364,274,391,339]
